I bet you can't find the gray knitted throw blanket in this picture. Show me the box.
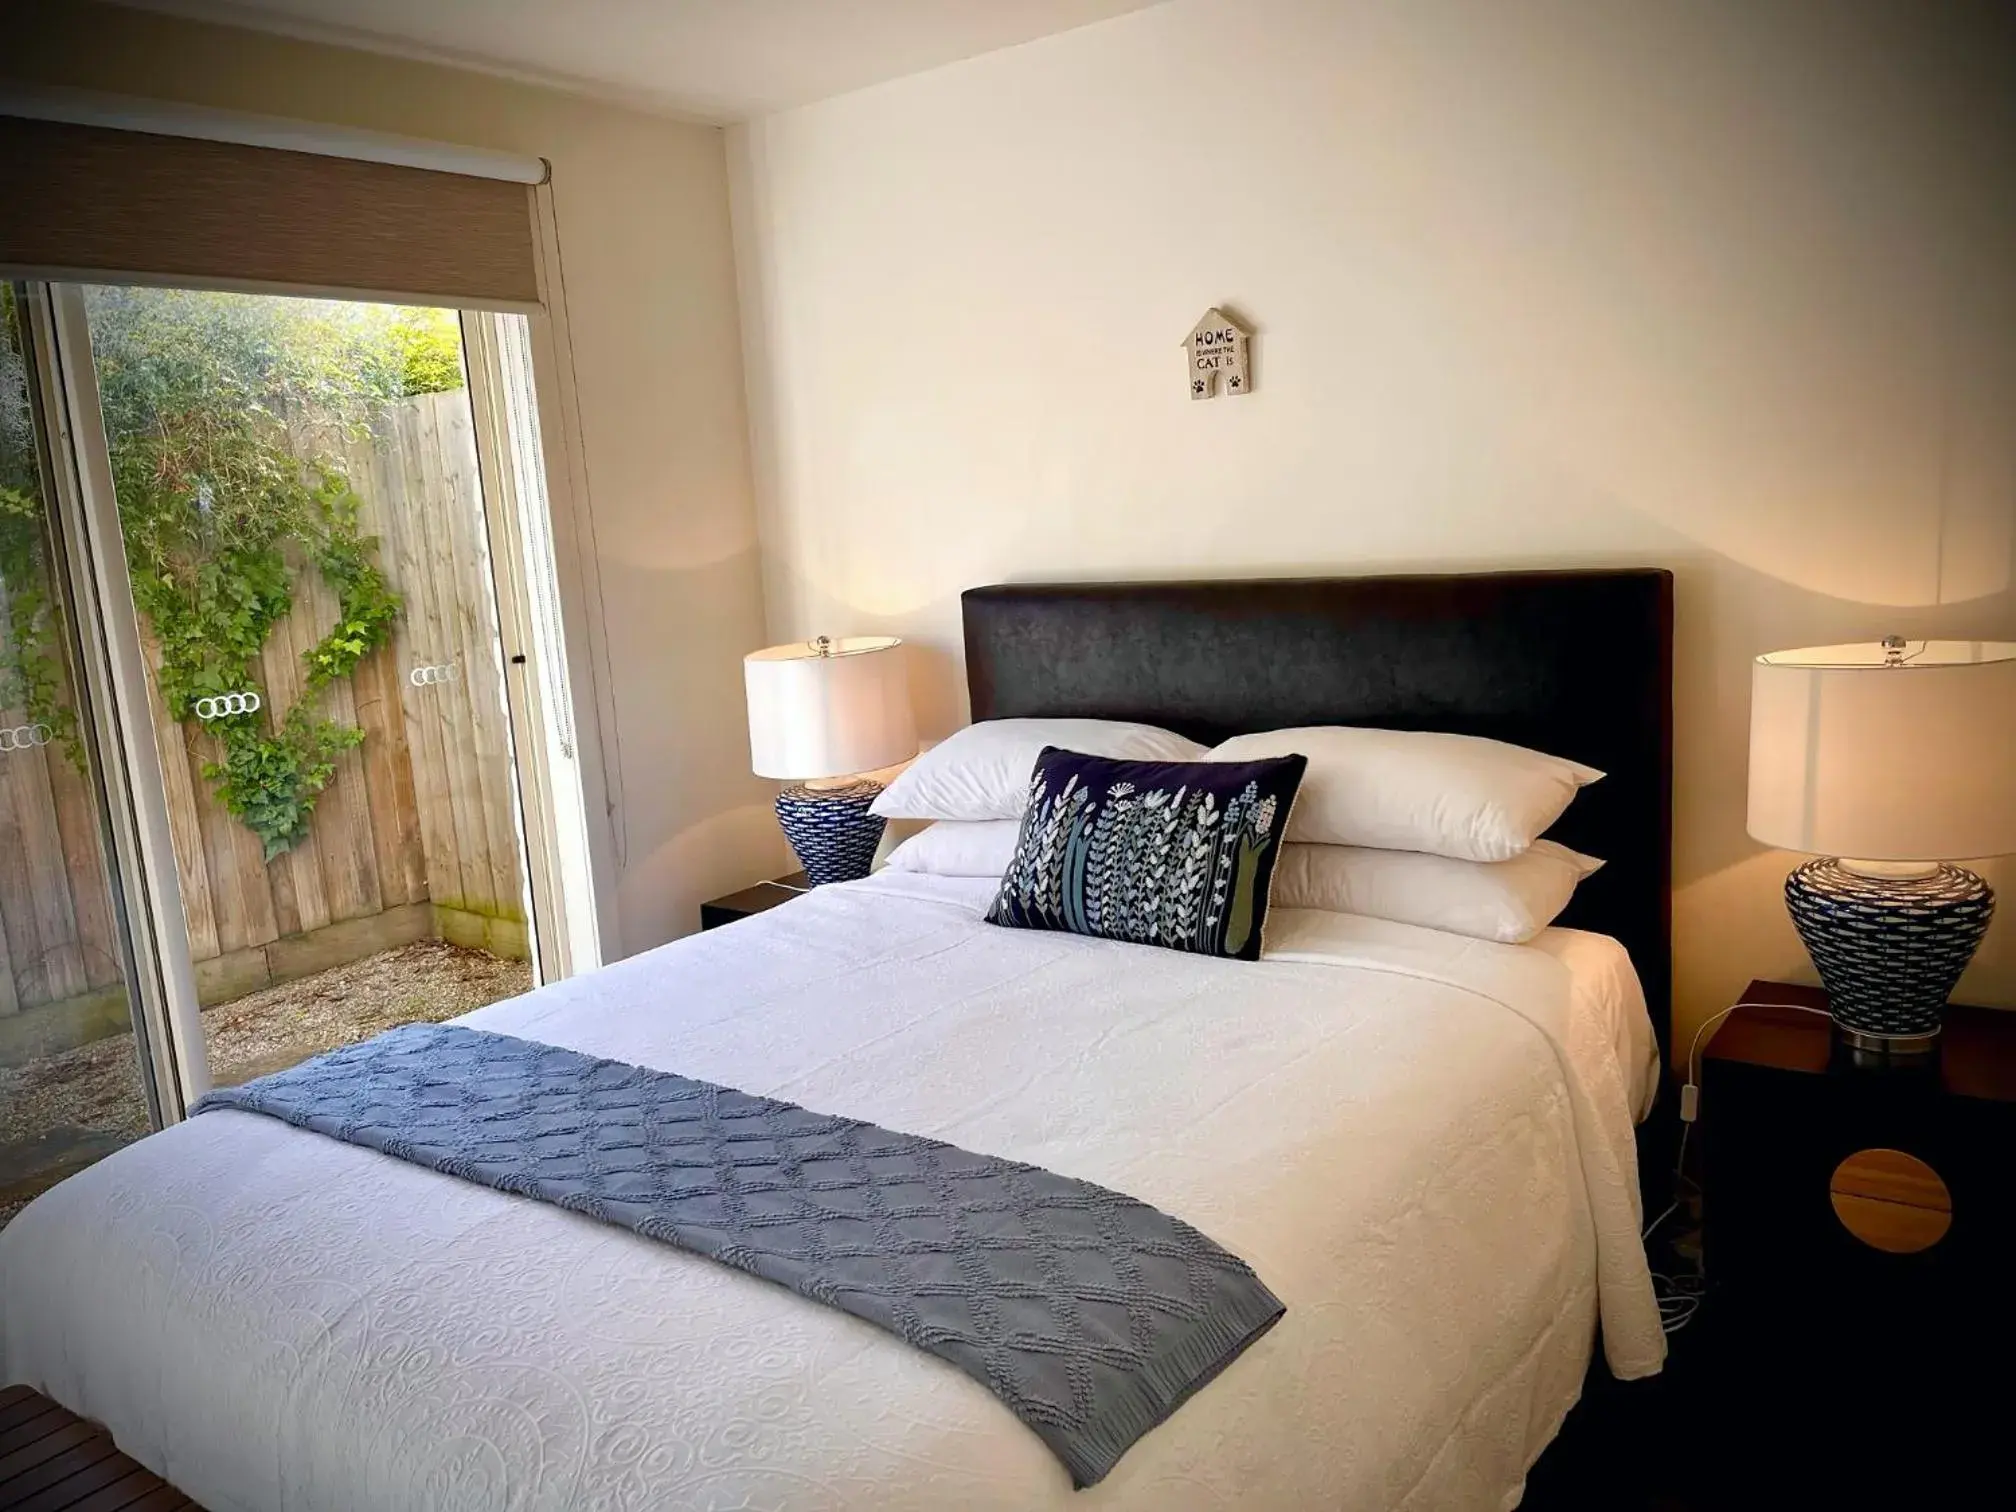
[195,1023,1285,1487]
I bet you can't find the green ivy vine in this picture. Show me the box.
[89,289,450,860]
[0,290,461,859]
[125,466,403,860]
[0,287,81,766]
[0,479,82,765]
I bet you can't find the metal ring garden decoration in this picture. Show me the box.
[193,691,264,721]
[408,663,460,688]
[0,723,54,753]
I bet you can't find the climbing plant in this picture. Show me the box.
[0,479,80,762]
[82,288,454,859]
[0,289,463,854]
[119,461,398,860]
[0,284,81,765]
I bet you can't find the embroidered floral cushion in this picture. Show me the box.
[985,747,1307,961]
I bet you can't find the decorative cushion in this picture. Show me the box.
[871,718,1207,823]
[985,748,1306,961]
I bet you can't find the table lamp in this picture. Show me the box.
[744,635,917,886]
[1747,637,2016,1056]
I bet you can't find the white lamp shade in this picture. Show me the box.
[1747,640,2016,861]
[744,636,917,781]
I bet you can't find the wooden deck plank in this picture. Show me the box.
[0,1419,97,1482]
[107,1483,193,1512]
[0,1396,52,1434]
[0,1394,196,1512]
[1,1438,123,1509]
[53,1467,159,1512]
[0,1405,65,1455]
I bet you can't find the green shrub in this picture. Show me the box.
[389,308,465,396]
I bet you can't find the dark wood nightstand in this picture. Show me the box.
[1694,980,2016,1496]
[699,873,809,930]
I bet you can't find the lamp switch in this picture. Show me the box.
[1680,1083,1700,1122]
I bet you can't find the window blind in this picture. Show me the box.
[0,114,542,309]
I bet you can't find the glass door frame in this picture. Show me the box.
[463,311,601,984]
[21,281,203,1120]
[24,280,605,1122]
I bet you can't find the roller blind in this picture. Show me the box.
[0,114,542,309]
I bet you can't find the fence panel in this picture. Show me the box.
[341,389,527,950]
[0,388,529,1030]
[0,580,116,1018]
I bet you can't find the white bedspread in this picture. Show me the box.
[0,874,1662,1511]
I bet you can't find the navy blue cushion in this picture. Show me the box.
[985,747,1307,961]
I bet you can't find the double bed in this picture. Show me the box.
[1,569,1674,1511]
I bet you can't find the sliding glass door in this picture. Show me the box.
[0,278,597,1212]
[0,286,157,1229]
[73,282,588,1090]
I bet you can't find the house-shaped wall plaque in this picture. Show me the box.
[1183,308,1251,400]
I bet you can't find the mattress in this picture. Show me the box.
[0,872,1663,1511]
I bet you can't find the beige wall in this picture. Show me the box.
[9,1,788,955]
[731,0,2016,1059]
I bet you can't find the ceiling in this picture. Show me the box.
[124,0,1168,121]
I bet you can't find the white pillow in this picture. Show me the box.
[1271,839,1604,944]
[1208,726,1601,861]
[871,718,1207,822]
[883,820,1022,878]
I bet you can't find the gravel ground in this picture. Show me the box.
[1,938,530,1229]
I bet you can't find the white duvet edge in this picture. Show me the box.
[1262,907,1667,1379]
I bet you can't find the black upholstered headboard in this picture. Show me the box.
[962,569,1675,1057]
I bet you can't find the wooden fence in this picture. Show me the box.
[0,663,124,1022]
[0,388,526,1056]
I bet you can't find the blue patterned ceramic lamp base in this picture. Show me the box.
[776,780,886,886]
[1785,858,1995,1052]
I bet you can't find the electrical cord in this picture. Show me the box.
[1642,998,1838,1333]
[1682,999,1834,1100]
[1652,1267,1709,1334]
